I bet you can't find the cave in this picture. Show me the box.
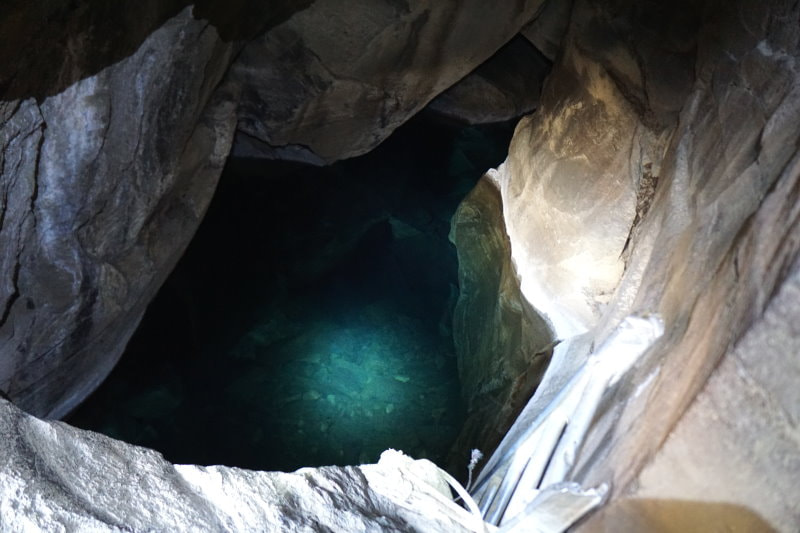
[1,1,799,532]
[66,111,519,473]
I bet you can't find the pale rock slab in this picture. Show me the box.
[454,0,800,528]
[609,256,800,531]
[448,176,553,473]
[0,398,481,532]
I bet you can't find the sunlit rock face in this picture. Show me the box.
[230,0,546,162]
[469,0,800,528]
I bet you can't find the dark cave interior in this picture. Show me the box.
[67,111,517,473]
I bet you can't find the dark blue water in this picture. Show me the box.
[68,111,515,473]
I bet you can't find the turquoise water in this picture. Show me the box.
[223,293,462,468]
[68,111,515,473]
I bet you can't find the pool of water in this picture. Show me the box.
[67,111,515,473]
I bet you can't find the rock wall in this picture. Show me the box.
[231,0,547,162]
[0,8,239,419]
[521,0,573,61]
[2,0,798,528]
[448,177,553,472]
[595,254,800,531]
[0,2,545,419]
[428,36,551,125]
[463,0,800,528]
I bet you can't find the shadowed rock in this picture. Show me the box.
[428,36,552,125]
[0,1,546,419]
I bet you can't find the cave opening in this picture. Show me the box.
[67,110,517,474]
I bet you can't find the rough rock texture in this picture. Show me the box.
[591,255,800,531]
[0,398,480,532]
[230,0,547,162]
[462,0,800,528]
[1,2,548,420]
[0,0,323,421]
[3,0,799,529]
[447,177,553,472]
[521,0,573,61]
[0,1,310,102]
[428,36,551,125]
[0,8,239,419]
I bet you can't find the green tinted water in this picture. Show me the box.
[68,111,515,473]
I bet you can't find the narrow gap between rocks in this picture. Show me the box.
[67,110,516,474]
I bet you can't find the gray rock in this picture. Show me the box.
[230,0,547,162]
[521,0,573,61]
[459,0,800,528]
[0,398,480,532]
[1,1,548,421]
[0,8,238,419]
[447,177,553,472]
[0,1,308,103]
[567,3,800,514]
[618,255,800,532]
[2,0,799,529]
[428,36,551,124]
